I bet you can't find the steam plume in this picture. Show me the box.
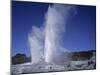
[44,4,76,65]
[28,26,44,64]
[28,4,76,65]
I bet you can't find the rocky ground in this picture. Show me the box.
[11,53,96,75]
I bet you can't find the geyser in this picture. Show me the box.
[28,26,44,64]
[28,4,76,65]
[44,4,76,65]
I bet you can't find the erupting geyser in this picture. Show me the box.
[44,4,76,65]
[28,26,44,64]
[28,4,76,65]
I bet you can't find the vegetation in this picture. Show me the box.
[11,50,96,65]
[12,53,31,65]
[71,50,96,61]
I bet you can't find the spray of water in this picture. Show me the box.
[28,4,77,65]
[44,4,77,65]
[28,26,44,64]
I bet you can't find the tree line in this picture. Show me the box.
[11,53,31,65]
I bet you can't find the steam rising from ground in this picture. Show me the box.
[28,26,44,64]
[45,4,76,65]
[28,4,77,65]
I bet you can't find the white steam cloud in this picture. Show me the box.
[28,26,44,64]
[28,4,77,65]
[44,4,76,65]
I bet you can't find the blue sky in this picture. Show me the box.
[12,1,96,56]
